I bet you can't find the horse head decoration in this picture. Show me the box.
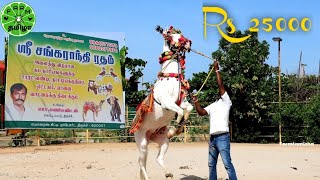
[130,25,194,179]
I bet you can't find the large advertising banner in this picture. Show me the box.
[4,32,125,129]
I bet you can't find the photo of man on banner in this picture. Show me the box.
[5,83,32,120]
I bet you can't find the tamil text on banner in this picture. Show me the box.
[5,32,125,129]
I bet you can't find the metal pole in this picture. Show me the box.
[72,129,75,143]
[37,129,40,146]
[126,105,128,125]
[2,37,8,129]
[278,41,282,145]
[86,129,89,143]
[184,125,187,143]
[125,105,129,142]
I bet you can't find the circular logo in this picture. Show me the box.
[1,2,36,36]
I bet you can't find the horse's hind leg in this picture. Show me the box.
[156,137,173,179]
[135,131,149,180]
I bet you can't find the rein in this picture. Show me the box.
[192,64,216,96]
[190,48,222,149]
[189,48,218,97]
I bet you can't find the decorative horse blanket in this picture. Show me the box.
[129,92,154,134]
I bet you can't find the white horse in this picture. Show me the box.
[132,26,193,180]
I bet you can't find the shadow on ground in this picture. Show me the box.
[180,174,208,180]
[180,175,228,180]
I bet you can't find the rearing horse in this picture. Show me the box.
[131,26,193,180]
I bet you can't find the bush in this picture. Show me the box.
[272,96,320,143]
[304,96,320,143]
[276,103,305,143]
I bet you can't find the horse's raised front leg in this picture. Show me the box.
[135,131,149,180]
[176,99,193,135]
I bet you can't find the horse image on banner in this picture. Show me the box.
[129,26,193,179]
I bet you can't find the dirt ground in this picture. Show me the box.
[0,142,319,180]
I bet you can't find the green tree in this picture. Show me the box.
[272,95,320,144]
[304,95,320,143]
[120,46,148,105]
[273,103,306,143]
[190,29,275,142]
[282,74,319,102]
[119,46,128,87]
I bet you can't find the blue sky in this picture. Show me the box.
[0,0,319,85]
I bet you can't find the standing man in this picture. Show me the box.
[192,61,237,180]
[5,83,28,120]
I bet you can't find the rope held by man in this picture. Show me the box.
[190,48,219,96]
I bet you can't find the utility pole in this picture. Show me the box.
[297,51,302,101]
[273,37,282,145]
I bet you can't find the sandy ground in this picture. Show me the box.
[0,142,319,180]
